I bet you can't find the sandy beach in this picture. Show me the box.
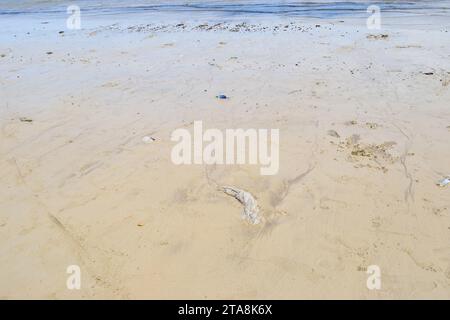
[1,1,450,299]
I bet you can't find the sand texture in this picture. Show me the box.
[1,13,450,299]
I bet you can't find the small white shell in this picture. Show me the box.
[437,177,450,187]
[142,136,155,143]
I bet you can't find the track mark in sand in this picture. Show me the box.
[370,228,418,239]
[3,120,71,156]
[46,212,125,296]
[46,212,93,265]
[13,160,123,297]
[36,136,82,162]
[401,248,440,273]
[47,213,67,232]
[80,160,103,176]
[393,123,415,204]
[256,218,283,238]
[400,151,414,203]
[271,165,315,207]
[10,157,26,184]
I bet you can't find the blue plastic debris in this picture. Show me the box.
[216,94,228,100]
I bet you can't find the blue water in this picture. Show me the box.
[0,1,449,18]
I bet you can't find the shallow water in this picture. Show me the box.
[1,0,449,18]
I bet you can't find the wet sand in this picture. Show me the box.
[1,11,450,299]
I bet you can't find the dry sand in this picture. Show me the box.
[1,13,450,299]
